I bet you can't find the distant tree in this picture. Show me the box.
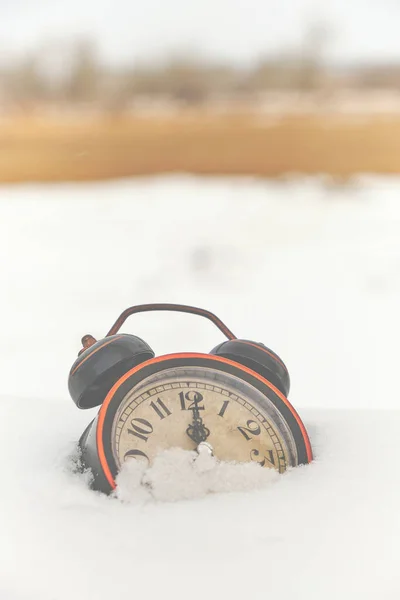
[243,22,333,94]
[5,54,48,108]
[355,65,400,89]
[116,56,236,105]
[64,40,100,103]
[295,23,331,91]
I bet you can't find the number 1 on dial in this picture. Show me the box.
[218,400,230,417]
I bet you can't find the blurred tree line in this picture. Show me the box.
[1,29,400,114]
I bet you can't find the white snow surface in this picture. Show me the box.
[1,174,400,599]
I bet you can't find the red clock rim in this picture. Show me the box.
[96,352,313,490]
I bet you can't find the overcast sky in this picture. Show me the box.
[1,0,400,66]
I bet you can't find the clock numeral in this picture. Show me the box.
[250,448,276,467]
[127,418,153,442]
[218,400,230,418]
[124,449,150,463]
[179,391,204,411]
[150,398,172,420]
[237,420,261,441]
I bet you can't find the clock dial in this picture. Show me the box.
[110,365,298,473]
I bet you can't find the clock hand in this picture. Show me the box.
[186,400,210,446]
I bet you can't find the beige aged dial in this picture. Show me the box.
[111,365,298,473]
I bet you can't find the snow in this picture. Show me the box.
[115,445,280,503]
[0,174,400,599]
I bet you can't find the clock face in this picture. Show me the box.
[88,354,313,492]
[106,362,301,475]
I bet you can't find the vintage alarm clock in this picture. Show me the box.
[68,303,312,494]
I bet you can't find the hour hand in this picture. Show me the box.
[186,403,210,445]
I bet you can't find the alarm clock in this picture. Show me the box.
[68,303,312,494]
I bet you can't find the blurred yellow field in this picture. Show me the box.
[1,112,400,182]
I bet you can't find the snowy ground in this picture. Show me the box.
[1,175,400,599]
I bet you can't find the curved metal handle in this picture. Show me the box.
[106,303,237,340]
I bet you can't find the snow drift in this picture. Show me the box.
[0,174,399,599]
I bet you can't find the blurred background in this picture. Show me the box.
[1,0,400,412]
[2,0,400,180]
